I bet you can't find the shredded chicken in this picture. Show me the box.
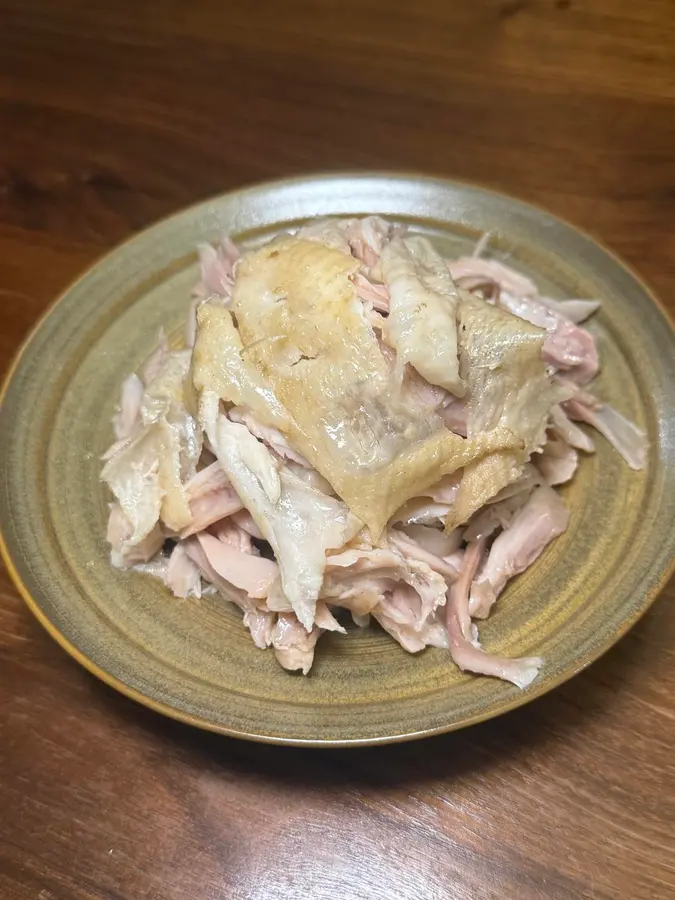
[535,435,578,486]
[196,531,278,599]
[446,540,544,688]
[216,237,520,537]
[272,612,321,674]
[228,406,310,466]
[102,216,646,684]
[445,292,568,529]
[398,523,464,558]
[469,486,569,619]
[448,257,599,384]
[202,395,360,630]
[564,394,647,470]
[322,540,448,626]
[107,502,163,569]
[181,461,243,537]
[388,528,460,581]
[166,542,202,599]
[550,403,596,453]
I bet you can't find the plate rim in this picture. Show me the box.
[2,171,675,748]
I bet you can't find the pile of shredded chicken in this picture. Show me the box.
[102,217,647,687]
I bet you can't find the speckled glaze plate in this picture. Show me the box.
[2,174,675,747]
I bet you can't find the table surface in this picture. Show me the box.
[1,1,675,898]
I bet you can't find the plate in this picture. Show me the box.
[2,173,675,747]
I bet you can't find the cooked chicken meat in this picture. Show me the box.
[102,218,647,686]
[380,235,464,396]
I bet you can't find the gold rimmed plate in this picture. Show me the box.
[2,173,675,746]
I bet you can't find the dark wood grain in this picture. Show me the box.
[1,1,674,898]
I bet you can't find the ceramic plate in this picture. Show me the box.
[2,174,675,746]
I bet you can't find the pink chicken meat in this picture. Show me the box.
[101,217,646,686]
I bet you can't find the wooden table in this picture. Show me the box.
[2,2,674,898]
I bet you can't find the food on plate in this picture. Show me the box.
[101,217,647,686]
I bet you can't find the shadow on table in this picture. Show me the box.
[92,595,669,791]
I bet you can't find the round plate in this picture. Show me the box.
[2,174,675,747]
